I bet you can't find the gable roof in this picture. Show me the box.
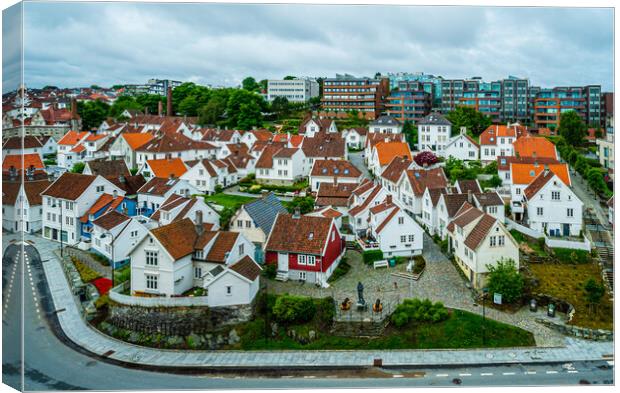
[146,157,187,178]
[479,124,520,145]
[242,192,287,235]
[380,156,412,183]
[302,132,345,158]
[375,141,411,166]
[3,136,44,149]
[418,112,451,126]
[266,213,334,255]
[58,131,89,145]
[205,232,240,263]
[150,218,198,260]
[2,153,45,172]
[375,206,401,234]
[85,159,130,178]
[510,163,570,186]
[255,143,288,169]
[513,135,557,160]
[316,182,358,207]
[311,159,361,178]
[405,167,448,196]
[229,255,262,281]
[456,179,481,194]
[447,202,483,233]
[497,155,558,171]
[106,174,146,195]
[41,172,98,200]
[441,193,469,217]
[137,176,181,196]
[349,184,383,217]
[122,132,155,150]
[523,170,566,200]
[463,213,497,250]
[370,115,402,127]
[92,210,130,230]
[473,192,503,207]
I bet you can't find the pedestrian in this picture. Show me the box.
[393,281,398,290]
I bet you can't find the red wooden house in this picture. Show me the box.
[264,211,346,286]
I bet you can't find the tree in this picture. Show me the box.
[485,259,524,304]
[237,100,263,130]
[135,94,166,115]
[446,106,492,136]
[402,120,417,149]
[71,162,85,174]
[584,278,605,314]
[271,96,290,118]
[413,151,439,167]
[178,95,199,116]
[77,100,110,130]
[226,89,264,129]
[242,77,260,92]
[586,167,609,197]
[258,79,268,92]
[108,95,143,119]
[558,110,587,146]
[90,84,101,90]
[286,196,315,215]
[283,75,296,80]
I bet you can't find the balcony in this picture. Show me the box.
[357,232,380,251]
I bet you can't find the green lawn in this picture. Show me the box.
[233,309,535,350]
[204,193,257,209]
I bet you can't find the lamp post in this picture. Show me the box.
[482,287,489,346]
[52,201,64,257]
[102,230,115,289]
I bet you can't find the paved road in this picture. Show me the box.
[348,150,371,179]
[1,235,614,390]
[569,169,611,230]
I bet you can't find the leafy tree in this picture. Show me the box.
[71,162,85,173]
[594,127,603,139]
[586,167,610,197]
[242,77,260,92]
[108,95,143,119]
[129,167,138,175]
[237,100,263,130]
[42,85,58,90]
[485,259,524,304]
[446,106,492,136]
[558,110,586,146]
[402,120,417,149]
[198,98,226,125]
[272,295,316,325]
[283,75,296,80]
[286,196,315,215]
[584,278,605,314]
[90,84,101,90]
[178,95,199,116]
[135,94,166,115]
[226,89,264,129]
[258,79,268,92]
[307,96,321,110]
[413,151,439,167]
[77,100,110,130]
[271,96,290,118]
[111,84,124,90]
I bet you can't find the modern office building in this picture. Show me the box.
[501,77,530,123]
[532,85,602,129]
[147,79,183,96]
[320,74,390,120]
[459,80,503,123]
[267,78,319,103]
[385,81,432,123]
[387,72,442,104]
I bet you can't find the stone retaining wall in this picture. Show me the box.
[535,318,613,341]
[106,300,254,336]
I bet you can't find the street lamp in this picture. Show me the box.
[51,201,64,257]
[101,231,115,289]
[482,287,489,346]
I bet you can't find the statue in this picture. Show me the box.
[373,298,383,313]
[357,281,365,306]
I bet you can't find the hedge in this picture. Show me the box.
[272,294,316,325]
[391,298,449,328]
[363,249,384,265]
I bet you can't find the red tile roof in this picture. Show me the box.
[311,159,361,178]
[41,172,98,200]
[266,213,334,255]
[2,154,45,172]
[229,255,262,281]
[513,136,557,160]
[146,158,187,178]
[510,163,570,186]
[374,141,411,166]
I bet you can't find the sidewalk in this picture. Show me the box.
[7,233,614,369]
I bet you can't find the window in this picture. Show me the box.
[552,191,560,201]
[408,234,415,242]
[398,217,404,224]
[298,254,316,266]
[245,220,251,228]
[516,188,521,195]
[490,236,497,247]
[488,206,497,214]
[537,207,544,216]
[239,243,244,255]
[331,230,335,242]
[130,230,138,238]
[567,208,574,217]
[195,250,204,259]
[400,235,406,243]
[146,274,158,290]
[237,219,243,227]
[498,235,505,246]
[226,286,232,295]
[96,185,104,193]
[146,250,158,266]
[195,267,202,279]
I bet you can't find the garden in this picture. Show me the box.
[444,157,502,189]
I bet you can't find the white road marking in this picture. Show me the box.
[303,376,315,379]
[459,373,472,376]
[546,371,558,374]
[525,371,536,375]
[502,372,516,376]
[435,374,449,377]
[567,370,579,374]
[392,375,404,378]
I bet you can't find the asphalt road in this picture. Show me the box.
[348,150,371,179]
[1,240,614,390]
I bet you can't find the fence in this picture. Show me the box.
[505,217,544,239]
[109,282,210,307]
[334,299,396,323]
[505,218,591,251]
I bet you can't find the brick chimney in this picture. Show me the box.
[386,194,392,204]
[166,87,173,116]
[158,100,163,117]
[70,98,78,119]
[467,190,473,204]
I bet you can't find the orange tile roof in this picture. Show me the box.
[510,163,570,186]
[58,131,89,145]
[146,158,187,178]
[2,154,45,171]
[513,136,557,160]
[479,125,521,145]
[71,144,85,153]
[123,132,155,150]
[375,141,412,166]
[289,135,304,147]
[86,133,106,142]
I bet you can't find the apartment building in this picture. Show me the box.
[267,78,319,102]
[385,80,432,123]
[320,74,390,120]
[532,85,602,129]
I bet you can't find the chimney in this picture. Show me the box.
[166,87,173,116]
[386,194,392,204]
[261,190,269,198]
[423,162,428,168]
[144,106,149,116]
[333,177,338,186]
[293,208,301,219]
[196,210,203,226]
[158,100,163,117]
[169,173,175,181]
[460,126,466,135]
[119,173,126,184]
[112,189,118,198]
[544,164,550,175]
[70,98,78,119]
[467,190,473,204]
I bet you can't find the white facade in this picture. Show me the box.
[369,204,423,257]
[2,185,44,234]
[267,78,319,103]
[525,175,583,237]
[341,128,366,149]
[417,123,451,154]
[256,149,305,185]
[92,218,149,265]
[137,179,200,216]
[180,160,238,194]
[444,131,479,160]
[480,137,515,162]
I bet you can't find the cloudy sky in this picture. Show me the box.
[3,2,614,92]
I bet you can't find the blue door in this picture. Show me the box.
[563,224,570,237]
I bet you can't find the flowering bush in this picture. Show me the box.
[413,151,439,167]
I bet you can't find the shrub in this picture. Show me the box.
[272,294,316,325]
[412,256,426,274]
[315,297,335,328]
[214,184,224,194]
[327,259,350,283]
[363,249,384,265]
[263,263,277,279]
[390,298,449,327]
[486,259,524,304]
[72,257,101,283]
[94,294,109,309]
[413,151,439,167]
[553,248,590,264]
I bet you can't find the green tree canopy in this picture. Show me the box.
[446,106,492,136]
[558,110,587,146]
[402,120,417,149]
[77,100,110,130]
[108,95,143,119]
[226,89,264,129]
[271,96,290,118]
[286,196,315,215]
[134,94,166,115]
[485,259,524,304]
[242,77,260,92]
[71,162,85,174]
[584,278,605,313]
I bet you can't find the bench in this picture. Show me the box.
[373,260,389,269]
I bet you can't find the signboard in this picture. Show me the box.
[493,293,502,305]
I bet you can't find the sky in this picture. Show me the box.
[2,2,615,92]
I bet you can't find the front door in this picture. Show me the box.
[563,224,570,237]
[277,253,289,272]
